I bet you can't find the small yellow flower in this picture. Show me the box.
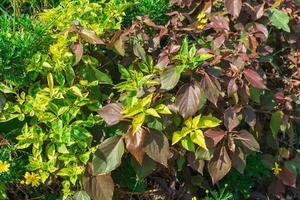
[196,12,208,29]
[192,197,197,200]
[23,172,40,187]
[272,162,282,176]
[0,160,10,173]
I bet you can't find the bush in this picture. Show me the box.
[0,0,299,199]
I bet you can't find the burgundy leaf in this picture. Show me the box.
[227,78,238,96]
[208,146,232,184]
[278,167,296,187]
[224,0,242,18]
[224,107,240,131]
[268,179,285,198]
[98,103,124,126]
[143,129,170,167]
[187,153,205,175]
[124,127,147,165]
[243,106,256,128]
[230,147,246,174]
[175,81,201,119]
[71,41,83,65]
[200,73,220,106]
[204,129,226,147]
[238,84,249,104]
[243,69,267,90]
[236,130,260,152]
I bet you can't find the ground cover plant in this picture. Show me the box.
[0,0,299,199]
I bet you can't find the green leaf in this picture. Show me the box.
[181,137,195,152]
[180,37,189,58]
[145,108,160,118]
[79,66,112,85]
[270,111,283,138]
[190,130,207,150]
[198,116,221,128]
[269,9,290,32]
[131,156,156,180]
[132,113,146,134]
[92,136,125,175]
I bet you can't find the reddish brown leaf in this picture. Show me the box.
[209,16,229,31]
[268,179,285,198]
[71,41,83,65]
[224,107,240,131]
[187,153,205,175]
[124,127,147,165]
[175,81,201,119]
[143,129,170,167]
[200,73,220,106]
[83,173,114,200]
[157,56,169,68]
[97,103,124,126]
[80,29,104,44]
[236,130,260,152]
[208,146,232,184]
[243,69,267,90]
[248,34,257,53]
[231,147,246,174]
[278,167,296,187]
[253,23,268,41]
[213,35,226,50]
[224,0,242,18]
[227,78,238,96]
[204,129,226,147]
[251,3,265,21]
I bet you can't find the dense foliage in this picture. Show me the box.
[0,0,299,199]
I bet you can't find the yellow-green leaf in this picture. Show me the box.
[70,86,83,97]
[140,94,153,107]
[190,130,207,150]
[132,113,145,134]
[155,104,172,115]
[184,117,193,128]
[145,108,160,118]
[192,114,201,129]
[47,73,54,96]
[123,106,143,117]
[172,127,191,145]
[199,116,221,128]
